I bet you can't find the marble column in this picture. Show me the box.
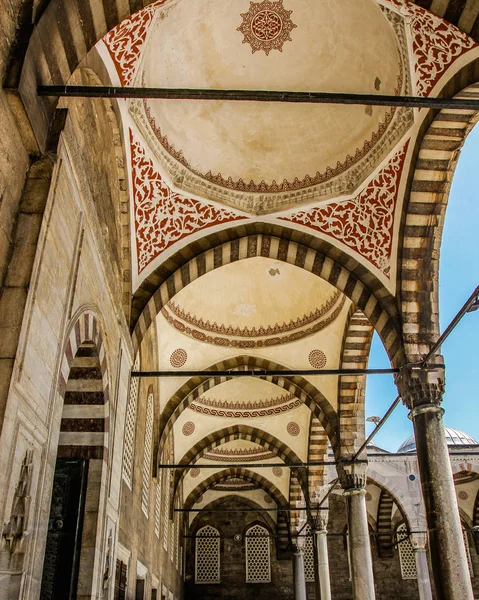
[293,546,308,600]
[410,532,433,600]
[397,366,473,600]
[340,470,376,600]
[313,524,331,600]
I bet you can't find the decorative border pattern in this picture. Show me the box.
[162,295,346,347]
[190,397,303,418]
[130,130,246,273]
[279,141,410,276]
[165,289,341,338]
[386,0,477,97]
[204,448,276,462]
[195,393,296,410]
[103,2,166,85]
[143,87,401,195]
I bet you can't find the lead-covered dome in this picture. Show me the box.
[398,428,478,453]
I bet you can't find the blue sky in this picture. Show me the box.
[365,125,479,452]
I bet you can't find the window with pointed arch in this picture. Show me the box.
[397,523,417,579]
[195,526,220,584]
[245,524,271,583]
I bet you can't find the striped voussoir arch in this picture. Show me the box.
[307,416,329,501]
[367,470,418,532]
[184,468,289,512]
[289,474,305,535]
[473,489,479,553]
[16,0,479,151]
[58,311,109,460]
[172,424,308,499]
[401,84,479,360]
[338,308,374,457]
[377,489,395,558]
[133,235,403,367]
[156,355,340,459]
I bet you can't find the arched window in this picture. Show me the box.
[303,524,315,582]
[123,354,140,487]
[397,523,417,580]
[141,393,154,516]
[195,526,220,584]
[245,524,271,583]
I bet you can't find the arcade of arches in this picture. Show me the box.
[1,1,479,599]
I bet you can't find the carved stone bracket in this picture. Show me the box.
[410,531,428,551]
[337,462,368,493]
[1,450,33,555]
[395,364,445,410]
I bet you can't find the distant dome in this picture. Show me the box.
[398,428,478,453]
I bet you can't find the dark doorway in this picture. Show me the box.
[40,459,89,600]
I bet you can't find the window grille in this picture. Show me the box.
[141,393,154,516]
[175,500,180,570]
[463,528,474,577]
[169,520,174,563]
[303,525,315,582]
[163,468,170,551]
[397,523,417,579]
[123,354,140,486]
[195,526,220,584]
[154,470,162,538]
[245,525,271,583]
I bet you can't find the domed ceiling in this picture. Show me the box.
[190,377,303,418]
[161,257,347,347]
[129,0,412,214]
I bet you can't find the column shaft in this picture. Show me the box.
[412,406,473,600]
[293,550,307,600]
[313,530,331,600]
[414,549,433,600]
[345,489,376,600]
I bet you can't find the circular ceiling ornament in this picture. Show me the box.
[308,349,327,369]
[272,467,283,477]
[182,421,195,436]
[170,348,187,368]
[287,422,300,437]
[237,0,296,56]
[190,468,201,478]
[264,494,273,504]
[365,492,372,502]
[458,490,468,501]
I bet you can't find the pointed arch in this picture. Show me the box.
[184,468,289,514]
[190,495,277,543]
[133,232,404,366]
[157,355,340,459]
[400,83,479,360]
[173,424,307,498]
[338,307,374,457]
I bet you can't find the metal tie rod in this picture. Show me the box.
[38,86,479,110]
[176,507,329,513]
[132,367,401,378]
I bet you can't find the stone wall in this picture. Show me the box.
[185,498,294,600]
[118,322,184,600]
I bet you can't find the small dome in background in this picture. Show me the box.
[397,428,478,453]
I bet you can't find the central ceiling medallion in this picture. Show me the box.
[238,0,296,55]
